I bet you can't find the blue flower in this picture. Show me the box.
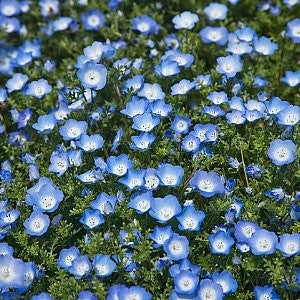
[132,15,160,35]
[90,192,117,215]
[106,154,133,176]
[286,18,300,43]
[25,79,52,99]
[249,229,278,255]
[30,184,64,212]
[172,11,199,30]
[267,139,296,166]
[199,26,228,45]
[209,230,234,255]
[31,292,52,300]
[254,285,280,300]
[117,286,152,300]
[265,97,289,115]
[75,134,104,152]
[123,75,144,94]
[226,41,253,55]
[155,59,180,77]
[77,62,107,90]
[49,151,70,176]
[281,70,300,87]
[120,98,149,118]
[265,188,285,202]
[149,226,173,248]
[234,220,260,242]
[79,209,104,229]
[57,246,80,270]
[75,169,104,184]
[226,110,246,125]
[216,54,243,77]
[144,168,160,190]
[163,233,189,261]
[69,255,91,279]
[204,3,228,20]
[132,112,160,132]
[119,169,145,190]
[149,195,181,223]
[5,73,28,93]
[59,119,88,140]
[171,79,196,95]
[0,255,24,289]
[277,105,300,126]
[163,50,194,68]
[254,36,278,55]
[23,211,50,236]
[81,9,105,31]
[189,170,225,197]
[150,100,172,117]
[78,291,97,300]
[174,269,199,295]
[236,27,256,42]
[211,270,238,294]
[0,88,7,103]
[276,233,300,257]
[32,114,57,134]
[171,115,191,134]
[176,206,205,231]
[128,191,152,214]
[203,105,225,118]
[92,254,116,277]
[156,163,184,187]
[197,279,223,299]
[207,91,228,105]
[181,134,201,153]
[0,209,20,227]
[130,132,156,151]
[83,41,115,62]
[138,83,165,101]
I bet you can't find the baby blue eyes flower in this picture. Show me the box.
[5,73,29,93]
[120,98,148,118]
[281,70,300,87]
[83,41,115,62]
[77,62,107,90]
[267,139,296,166]
[92,254,116,277]
[209,230,234,255]
[106,154,133,176]
[163,233,189,261]
[81,9,105,31]
[0,88,7,103]
[204,2,228,20]
[79,209,105,229]
[248,229,278,255]
[130,132,156,151]
[234,220,260,242]
[0,209,20,227]
[123,74,144,94]
[216,54,243,78]
[182,134,201,153]
[75,134,104,152]
[49,151,70,176]
[226,110,246,124]
[155,59,180,77]
[132,112,160,132]
[149,225,173,248]
[78,291,97,300]
[23,211,50,236]
[69,255,91,279]
[138,83,165,101]
[57,246,80,270]
[174,270,199,295]
[176,206,205,231]
[171,115,191,134]
[254,285,280,300]
[254,36,278,55]
[189,170,225,197]
[30,184,64,212]
[25,79,52,99]
[236,27,256,42]
[32,114,57,134]
[128,191,152,214]
[132,15,160,35]
[171,79,196,95]
[276,233,300,257]
[197,279,224,300]
[117,286,152,300]
[277,105,300,126]
[119,169,146,190]
[150,195,181,223]
[199,26,228,45]
[156,163,184,187]
[59,119,88,140]
[211,271,238,294]
[286,18,300,43]
[31,292,52,300]
[172,11,199,30]
[207,91,228,105]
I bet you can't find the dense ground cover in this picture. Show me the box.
[0,0,299,299]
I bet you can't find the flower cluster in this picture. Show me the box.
[0,0,299,299]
